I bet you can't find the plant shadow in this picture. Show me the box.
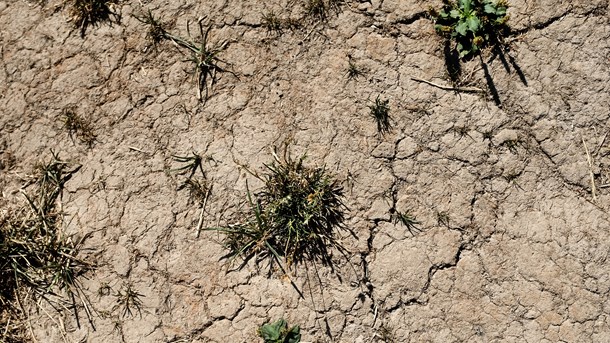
[443,40,462,84]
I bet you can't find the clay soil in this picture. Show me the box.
[1,0,610,342]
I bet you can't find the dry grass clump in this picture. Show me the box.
[305,0,344,22]
[133,9,169,49]
[61,107,97,147]
[0,152,92,342]
[65,0,121,37]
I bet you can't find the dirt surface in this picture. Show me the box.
[1,0,610,342]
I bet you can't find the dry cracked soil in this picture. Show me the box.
[1,0,610,342]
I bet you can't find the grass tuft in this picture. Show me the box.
[0,152,91,342]
[368,96,392,135]
[262,11,284,36]
[65,0,120,37]
[392,210,421,235]
[133,9,169,49]
[62,107,97,147]
[133,12,236,101]
[211,150,349,276]
[164,20,235,101]
[305,0,343,22]
[346,58,364,79]
[114,282,144,319]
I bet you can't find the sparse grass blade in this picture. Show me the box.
[392,211,422,235]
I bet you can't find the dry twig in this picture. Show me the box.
[411,77,485,93]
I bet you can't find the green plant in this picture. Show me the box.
[164,20,234,101]
[392,211,421,235]
[368,96,392,134]
[66,0,120,37]
[258,318,301,343]
[211,150,349,274]
[431,0,509,58]
[114,283,144,318]
[62,106,97,147]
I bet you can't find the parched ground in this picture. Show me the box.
[1,0,610,342]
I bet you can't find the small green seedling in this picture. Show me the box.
[431,0,508,58]
[165,19,235,101]
[258,318,301,343]
[114,283,144,319]
[392,211,421,235]
[62,107,96,147]
[368,96,391,134]
[66,0,120,37]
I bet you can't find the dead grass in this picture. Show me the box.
[0,152,92,342]
[61,106,97,147]
[65,0,120,37]
[305,0,343,22]
[133,9,169,49]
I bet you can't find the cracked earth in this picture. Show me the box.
[1,0,610,342]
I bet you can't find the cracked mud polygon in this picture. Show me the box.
[1,0,610,342]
